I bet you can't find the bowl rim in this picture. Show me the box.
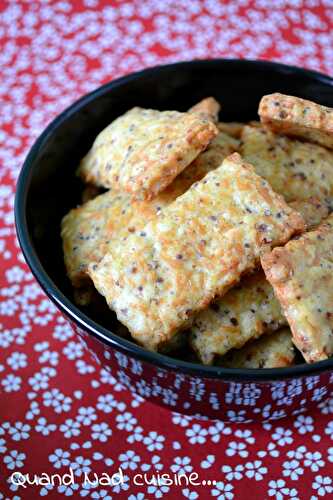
[15,57,333,382]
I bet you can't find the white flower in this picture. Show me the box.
[258,442,279,458]
[324,420,333,439]
[91,491,112,499]
[39,350,59,366]
[226,410,247,422]
[127,426,144,444]
[70,456,92,477]
[200,455,215,469]
[97,394,126,413]
[8,422,30,441]
[143,431,165,451]
[28,371,49,390]
[57,483,79,496]
[312,475,333,496]
[272,427,293,446]
[245,460,267,480]
[182,489,198,499]
[222,464,244,481]
[7,352,27,370]
[118,450,140,470]
[171,456,193,474]
[43,388,72,413]
[53,323,74,341]
[91,422,112,442]
[1,373,21,392]
[25,401,40,420]
[287,446,307,460]
[49,448,70,469]
[268,479,298,499]
[319,397,333,414]
[208,422,231,443]
[235,429,255,444]
[328,447,333,463]
[294,415,314,434]
[141,455,163,471]
[185,424,208,444]
[211,481,234,500]
[35,417,56,436]
[147,481,170,498]
[162,388,178,406]
[60,419,81,438]
[63,341,84,360]
[172,413,192,427]
[0,437,7,454]
[76,359,95,374]
[304,452,325,472]
[226,441,248,458]
[111,474,129,494]
[76,406,97,425]
[3,450,26,470]
[116,412,137,432]
[282,460,304,480]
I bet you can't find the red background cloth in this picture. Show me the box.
[0,1,333,499]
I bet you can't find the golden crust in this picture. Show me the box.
[217,122,245,138]
[261,214,333,363]
[259,93,333,150]
[189,97,221,123]
[77,107,218,200]
[241,125,333,203]
[189,271,286,365]
[88,153,304,351]
[221,328,295,369]
[62,132,239,288]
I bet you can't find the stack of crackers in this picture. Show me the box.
[61,94,333,369]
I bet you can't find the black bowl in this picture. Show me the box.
[15,59,333,422]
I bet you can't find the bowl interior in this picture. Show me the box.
[17,59,333,376]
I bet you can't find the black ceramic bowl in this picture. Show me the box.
[15,59,333,422]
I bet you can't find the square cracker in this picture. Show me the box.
[259,93,333,150]
[62,131,239,288]
[88,153,304,351]
[188,97,221,122]
[261,214,333,363]
[77,107,218,200]
[189,271,286,365]
[241,125,333,203]
[221,328,295,369]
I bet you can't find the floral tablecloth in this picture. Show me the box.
[1,1,333,499]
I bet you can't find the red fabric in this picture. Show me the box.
[0,1,333,498]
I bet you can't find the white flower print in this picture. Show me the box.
[127,425,144,444]
[1,373,21,392]
[0,437,7,454]
[201,455,215,469]
[304,452,325,472]
[35,417,57,436]
[272,427,293,446]
[282,460,304,480]
[171,456,193,474]
[63,341,84,360]
[226,410,248,423]
[186,424,208,445]
[147,480,170,498]
[287,446,307,460]
[49,448,70,469]
[3,450,26,470]
[268,479,299,500]
[39,350,59,366]
[222,464,244,481]
[162,388,178,406]
[40,483,55,496]
[75,359,95,374]
[6,351,27,370]
[140,454,162,472]
[96,393,125,413]
[76,406,97,425]
[60,419,81,438]
[182,489,199,499]
[312,475,333,496]
[8,421,30,441]
[208,421,231,443]
[226,441,248,458]
[172,413,192,427]
[57,483,80,496]
[91,422,112,442]
[118,450,140,470]
[324,420,333,439]
[143,431,165,451]
[28,371,50,390]
[319,396,333,415]
[91,490,112,499]
[328,447,333,463]
[70,456,92,477]
[43,388,72,413]
[245,460,267,480]
[53,323,74,341]
[257,442,280,458]
[234,429,255,444]
[211,481,234,500]
[25,401,40,420]
[116,412,137,432]
[294,415,314,434]
[111,474,130,494]
[128,494,146,500]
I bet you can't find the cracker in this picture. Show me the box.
[241,125,333,203]
[77,107,218,200]
[261,214,333,363]
[88,153,304,351]
[259,93,333,150]
[189,271,286,365]
[221,328,295,369]
[218,122,245,139]
[62,131,239,288]
[189,97,221,122]
[290,198,330,230]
